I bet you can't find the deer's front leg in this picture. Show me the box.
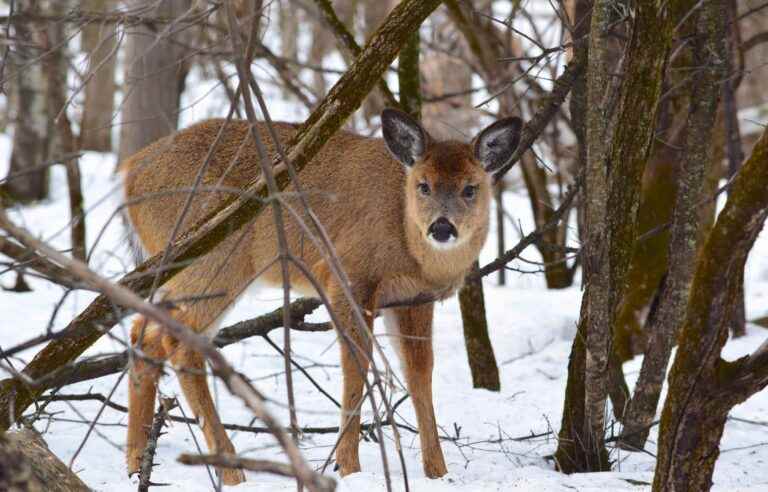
[386,302,447,478]
[332,287,374,477]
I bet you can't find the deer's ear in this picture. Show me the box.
[473,117,523,173]
[381,108,429,167]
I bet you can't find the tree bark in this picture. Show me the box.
[723,0,747,339]
[0,429,90,492]
[653,127,768,492]
[553,305,601,472]
[556,0,689,472]
[0,0,446,431]
[459,262,500,391]
[79,0,117,152]
[117,0,192,163]
[397,31,421,118]
[619,2,726,450]
[578,0,613,469]
[3,0,50,203]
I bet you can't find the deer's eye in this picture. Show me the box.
[418,182,431,196]
[462,184,477,199]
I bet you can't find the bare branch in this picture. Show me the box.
[0,0,444,429]
[138,398,177,492]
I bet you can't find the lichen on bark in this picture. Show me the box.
[556,0,695,472]
[619,1,727,450]
[653,126,768,492]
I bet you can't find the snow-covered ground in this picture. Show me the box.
[1,127,768,492]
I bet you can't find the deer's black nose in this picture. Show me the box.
[428,217,458,243]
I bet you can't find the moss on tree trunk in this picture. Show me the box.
[556,0,694,472]
[654,126,768,492]
[619,0,728,451]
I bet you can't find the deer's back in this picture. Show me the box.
[122,119,417,291]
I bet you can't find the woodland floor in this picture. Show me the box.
[1,105,768,491]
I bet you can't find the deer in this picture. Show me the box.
[120,108,522,485]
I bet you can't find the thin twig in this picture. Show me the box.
[138,398,177,492]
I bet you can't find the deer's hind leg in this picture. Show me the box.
[127,316,168,476]
[126,240,253,485]
[163,333,246,486]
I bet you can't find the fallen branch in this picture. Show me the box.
[20,298,326,392]
[178,453,335,491]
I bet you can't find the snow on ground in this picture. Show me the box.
[1,128,768,492]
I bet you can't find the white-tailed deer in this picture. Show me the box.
[121,109,521,484]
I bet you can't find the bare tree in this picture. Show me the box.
[117,0,192,163]
[79,0,118,152]
[3,0,51,202]
[555,0,690,472]
[653,120,768,492]
[618,1,727,449]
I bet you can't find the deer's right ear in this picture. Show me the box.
[381,108,429,167]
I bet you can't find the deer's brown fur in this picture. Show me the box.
[121,110,521,484]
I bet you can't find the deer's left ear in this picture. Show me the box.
[473,117,523,173]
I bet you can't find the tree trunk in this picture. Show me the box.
[579,0,613,467]
[553,303,609,472]
[0,429,90,492]
[79,0,117,152]
[459,262,500,391]
[619,0,727,451]
[360,0,396,122]
[555,1,606,472]
[397,31,421,119]
[117,0,192,163]
[494,183,505,286]
[723,0,747,340]
[730,274,747,337]
[41,0,86,261]
[653,127,768,492]
[556,0,688,472]
[3,0,50,203]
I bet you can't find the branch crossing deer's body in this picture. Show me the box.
[121,109,521,485]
